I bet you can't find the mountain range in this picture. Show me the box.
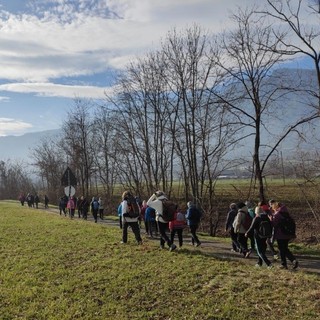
[0,129,60,163]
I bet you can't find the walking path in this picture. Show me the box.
[17,202,320,276]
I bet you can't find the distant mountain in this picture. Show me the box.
[0,129,61,163]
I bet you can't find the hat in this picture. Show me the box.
[230,203,237,209]
[237,202,246,209]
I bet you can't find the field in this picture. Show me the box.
[1,201,320,320]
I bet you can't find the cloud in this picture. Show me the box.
[0,96,10,102]
[0,0,259,84]
[0,117,33,136]
[0,82,113,98]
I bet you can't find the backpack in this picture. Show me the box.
[279,213,296,236]
[92,200,99,210]
[257,217,272,239]
[126,195,140,218]
[161,200,178,221]
[243,211,253,230]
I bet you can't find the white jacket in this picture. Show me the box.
[147,193,167,223]
[121,200,139,223]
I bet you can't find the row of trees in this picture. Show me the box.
[2,1,319,235]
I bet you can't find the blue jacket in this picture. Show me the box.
[117,203,122,217]
[145,207,156,222]
[186,205,202,226]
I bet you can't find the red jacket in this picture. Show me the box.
[169,212,186,230]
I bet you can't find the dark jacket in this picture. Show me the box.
[225,208,237,230]
[246,213,271,239]
[186,205,202,226]
[272,205,295,240]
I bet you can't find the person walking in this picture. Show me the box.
[34,194,40,209]
[59,196,67,216]
[140,200,148,234]
[225,203,240,252]
[245,209,273,268]
[256,200,278,260]
[44,195,49,208]
[91,197,99,223]
[186,201,202,247]
[79,196,89,220]
[98,197,104,220]
[145,206,157,237]
[147,191,177,251]
[121,191,142,245]
[67,196,75,218]
[270,200,298,270]
[233,202,250,257]
[19,193,26,206]
[169,209,186,248]
[117,202,123,229]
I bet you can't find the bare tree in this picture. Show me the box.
[212,7,319,201]
[0,160,34,199]
[61,99,96,198]
[105,52,175,196]
[92,106,121,207]
[262,0,320,103]
[159,25,240,234]
[32,137,65,196]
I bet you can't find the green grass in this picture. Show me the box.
[1,202,320,320]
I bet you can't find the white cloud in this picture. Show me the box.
[0,82,113,98]
[0,0,259,84]
[0,96,10,102]
[0,117,33,136]
[0,0,316,137]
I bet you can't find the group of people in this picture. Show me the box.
[119,190,202,252]
[225,199,298,270]
[19,193,49,209]
[59,195,104,222]
[19,189,298,270]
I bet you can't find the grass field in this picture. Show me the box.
[1,202,320,320]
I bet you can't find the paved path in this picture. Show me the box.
[18,202,320,276]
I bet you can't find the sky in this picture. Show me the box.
[0,0,316,136]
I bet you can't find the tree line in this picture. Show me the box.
[1,1,319,235]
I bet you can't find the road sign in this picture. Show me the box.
[61,167,77,186]
[64,185,76,197]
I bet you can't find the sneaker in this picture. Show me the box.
[273,254,279,260]
[195,242,201,247]
[255,263,262,268]
[292,260,299,269]
[267,264,274,269]
[279,265,288,269]
[245,249,252,258]
[169,244,177,252]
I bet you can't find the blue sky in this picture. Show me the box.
[0,0,316,136]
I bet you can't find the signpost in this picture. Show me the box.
[61,166,77,187]
[61,167,77,199]
[64,185,75,197]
